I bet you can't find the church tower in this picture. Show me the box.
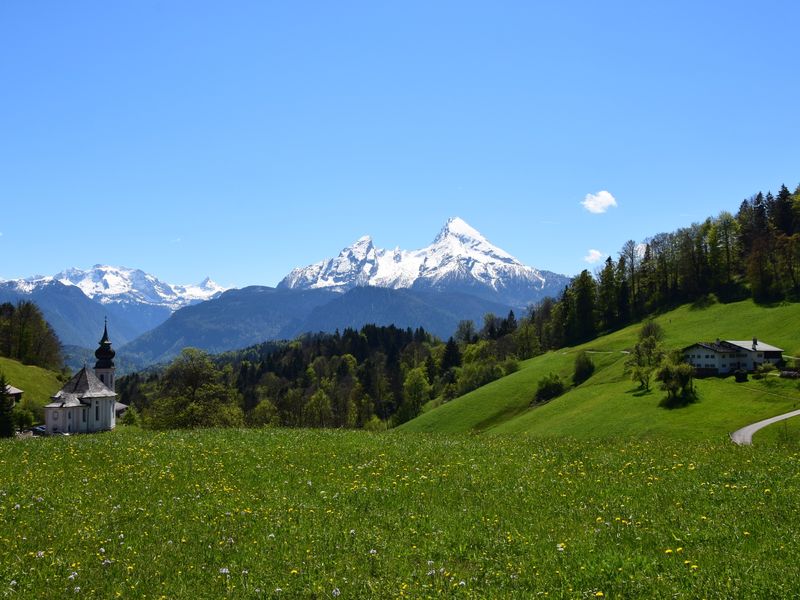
[94,319,116,392]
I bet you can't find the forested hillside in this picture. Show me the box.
[530,183,800,349]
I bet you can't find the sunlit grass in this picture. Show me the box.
[2,427,799,598]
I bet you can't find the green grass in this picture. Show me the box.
[400,299,800,441]
[0,356,62,421]
[2,428,799,598]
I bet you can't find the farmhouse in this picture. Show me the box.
[45,322,118,434]
[4,384,23,403]
[683,338,783,376]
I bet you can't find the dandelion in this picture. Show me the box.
[664,549,673,554]
[595,593,604,597]
[556,543,566,552]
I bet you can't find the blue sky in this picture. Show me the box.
[1,1,798,287]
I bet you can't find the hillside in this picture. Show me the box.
[399,298,800,441]
[0,356,63,420]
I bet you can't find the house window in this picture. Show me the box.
[99,374,104,383]
[82,410,86,422]
[96,403,99,420]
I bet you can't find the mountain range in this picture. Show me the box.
[2,218,570,368]
[279,217,569,307]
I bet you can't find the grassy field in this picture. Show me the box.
[1,427,799,598]
[0,357,62,421]
[401,299,800,441]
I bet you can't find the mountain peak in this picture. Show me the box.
[278,218,570,306]
[436,217,485,242]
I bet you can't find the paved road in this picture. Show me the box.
[730,409,800,445]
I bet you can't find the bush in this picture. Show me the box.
[535,373,565,403]
[363,415,388,432]
[573,351,595,386]
[734,369,748,383]
[501,358,519,376]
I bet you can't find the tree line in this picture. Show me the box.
[118,319,524,430]
[527,182,800,350]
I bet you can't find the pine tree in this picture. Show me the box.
[441,337,462,372]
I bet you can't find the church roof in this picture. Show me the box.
[48,367,116,408]
[4,384,23,396]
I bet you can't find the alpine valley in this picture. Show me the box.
[2,218,569,369]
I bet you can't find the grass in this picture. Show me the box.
[0,357,62,421]
[400,299,800,441]
[1,427,799,598]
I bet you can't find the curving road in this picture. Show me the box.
[730,409,800,445]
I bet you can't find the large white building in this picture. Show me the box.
[45,322,118,434]
[683,338,783,376]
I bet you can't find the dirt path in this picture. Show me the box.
[730,409,800,445]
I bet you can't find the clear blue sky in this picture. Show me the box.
[2,1,798,287]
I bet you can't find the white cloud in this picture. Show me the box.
[584,249,605,264]
[581,190,617,214]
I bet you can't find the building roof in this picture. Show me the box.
[4,384,23,396]
[683,340,784,353]
[49,367,116,408]
[726,340,783,353]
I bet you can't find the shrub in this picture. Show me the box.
[535,373,565,403]
[734,369,748,383]
[573,351,595,386]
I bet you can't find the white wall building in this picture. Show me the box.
[683,338,783,375]
[45,322,117,434]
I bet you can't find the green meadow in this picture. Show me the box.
[2,427,800,599]
[0,357,62,421]
[401,299,800,440]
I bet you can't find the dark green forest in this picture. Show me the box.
[0,301,62,370]
[118,318,522,429]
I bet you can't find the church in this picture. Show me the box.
[45,322,118,435]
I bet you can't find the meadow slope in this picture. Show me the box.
[2,428,800,598]
[400,299,800,441]
[0,356,62,420]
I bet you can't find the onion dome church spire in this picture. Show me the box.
[94,318,116,369]
[94,319,116,391]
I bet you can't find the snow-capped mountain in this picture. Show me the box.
[15,265,225,311]
[0,266,228,351]
[278,217,570,307]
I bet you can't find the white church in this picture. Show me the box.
[45,321,118,435]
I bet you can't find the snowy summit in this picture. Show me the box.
[11,265,226,311]
[278,217,567,307]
